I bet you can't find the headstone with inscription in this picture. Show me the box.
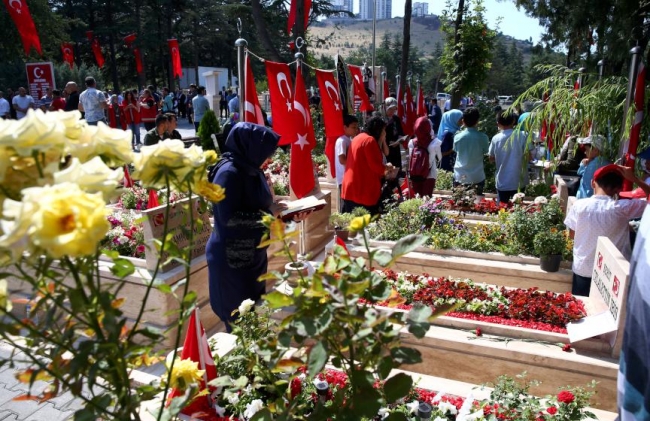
[566,236,630,357]
[141,196,212,272]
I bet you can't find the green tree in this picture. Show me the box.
[440,0,497,107]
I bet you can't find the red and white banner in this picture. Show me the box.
[25,62,55,101]
[167,39,182,79]
[61,43,75,70]
[3,0,42,55]
[265,61,294,145]
[243,53,264,125]
[86,31,104,68]
[289,65,316,198]
[347,65,373,112]
[167,308,218,416]
[315,69,344,179]
[623,61,646,191]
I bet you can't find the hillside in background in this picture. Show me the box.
[309,16,535,61]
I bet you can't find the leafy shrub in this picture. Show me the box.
[197,110,221,151]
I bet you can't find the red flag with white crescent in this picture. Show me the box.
[289,66,316,198]
[416,84,426,117]
[3,0,42,55]
[166,308,218,415]
[316,69,345,178]
[265,61,294,145]
[243,54,264,125]
[167,39,182,79]
[86,31,105,68]
[61,43,75,70]
[347,65,373,112]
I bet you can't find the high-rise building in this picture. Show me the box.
[412,1,429,17]
[359,0,392,20]
[342,0,353,13]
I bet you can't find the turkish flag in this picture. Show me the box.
[61,43,75,70]
[403,85,416,136]
[167,39,182,79]
[123,33,137,47]
[133,48,143,74]
[416,84,426,117]
[287,0,311,34]
[3,0,42,55]
[347,65,373,112]
[289,66,316,199]
[316,69,344,179]
[147,189,160,209]
[86,31,104,68]
[243,54,264,125]
[265,61,294,145]
[123,165,134,188]
[167,308,218,416]
[383,79,390,101]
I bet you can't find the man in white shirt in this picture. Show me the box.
[0,91,10,119]
[564,164,649,296]
[12,87,35,119]
[79,76,109,125]
[335,115,359,211]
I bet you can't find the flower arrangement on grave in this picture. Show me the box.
[372,269,586,333]
[116,185,187,210]
[0,110,224,420]
[533,227,569,257]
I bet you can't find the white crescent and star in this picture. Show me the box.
[294,100,310,127]
[276,72,292,111]
[295,133,310,150]
[34,68,44,78]
[171,47,178,56]
[324,80,341,111]
[63,47,72,56]
[9,0,22,14]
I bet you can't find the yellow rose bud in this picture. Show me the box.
[0,279,11,313]
[167,358,205,392]
[202,150,218,165]
[348,214,371,232]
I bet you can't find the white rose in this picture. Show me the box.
[118,235,130,245]
[406,400,420,414]
[2,110,67,156]
[238,299,255,315]
[438,401,458,415]
[243,399,264,419]
[54,157,124,200]
[377,407,390,419]
[534,196,548,204]
[226,392,240,405]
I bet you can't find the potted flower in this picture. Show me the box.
[329,212,355,240]
[533,227,567,272]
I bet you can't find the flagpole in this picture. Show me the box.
[371,0,377,108]
[597,59,605,81]
[618,46,642,162]
[235,18,247,117]
[380,71,386,115]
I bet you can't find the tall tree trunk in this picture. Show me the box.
[251,0,282,62]
[450,0,464,110]
[135,2,144,90]
[167,9,174,90]
[399,0,412,97]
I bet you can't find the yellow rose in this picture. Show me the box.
[53,157,124,200]
[167,358,205,392]
[0,279,11,313]
[0,183,110,259]
[91,122,134,166]
[134,140,211,190]
[195,179,225,203]
[203,150,218,165]
[348,214,371,233]
[0,110,68,157]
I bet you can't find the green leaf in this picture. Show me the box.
[308,341,328,378]
[391,234,429,259]
[390,347,422,365]
[372,249,393,267]
[408,304,433,323]
[263,290,293,308]
[73,409,97,421]
[378,356,395,380]
[407,321,430,339]
[383,373,413,403]
[157,284,172,294]
[351,386,382,417]
[250,408,273,421]
[233,376,249,388]
[109,258,135,278]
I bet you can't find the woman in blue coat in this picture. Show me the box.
[206,122,287,330]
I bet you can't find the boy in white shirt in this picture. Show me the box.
[335,115,359,211]
[564,164,649,296]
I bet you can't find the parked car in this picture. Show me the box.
[437,92,451,101]
[498,95,513,105]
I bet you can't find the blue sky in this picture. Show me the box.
[389,0,546,43]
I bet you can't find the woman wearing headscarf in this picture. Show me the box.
[408,117,442,197]
[438,109,463,172]
[206,122,289,330]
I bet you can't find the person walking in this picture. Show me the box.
[408,116,442,197]
[437,109,463,172]
[122,90,142,149]
[78,77,109,125]
[192,86,211,132]
[489,111,530,203]
[453,107,489,195]
[107,95,126,130]
[140,89,158,131]
[63,82,80,112]
[161,87,175,114]
[0,91,10,119]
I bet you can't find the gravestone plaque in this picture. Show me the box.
[566,236,630,356]
[141,196,212,272]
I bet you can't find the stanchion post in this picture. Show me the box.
[235,19,247,117]
[618,46,642,161]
